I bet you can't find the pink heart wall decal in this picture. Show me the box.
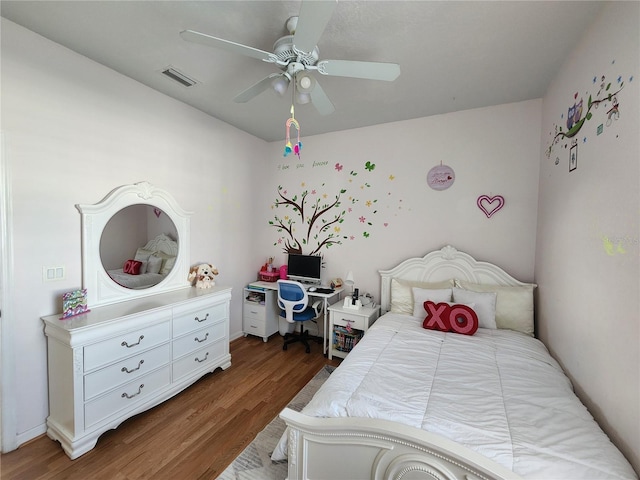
[477,195,505,218]
[154,208,162,218]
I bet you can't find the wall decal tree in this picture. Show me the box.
[269,185,347,254]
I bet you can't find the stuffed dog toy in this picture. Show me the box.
[188,263,219,289]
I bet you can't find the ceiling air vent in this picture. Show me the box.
[161,67,197,87]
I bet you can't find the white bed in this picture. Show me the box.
[107,234,177,289]
[276,245,637,480]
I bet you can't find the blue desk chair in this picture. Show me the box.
[277,280,322,353]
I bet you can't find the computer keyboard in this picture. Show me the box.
[313,287,335,294]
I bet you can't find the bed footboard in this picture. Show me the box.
[280,408,521,480]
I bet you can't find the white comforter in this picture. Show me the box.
[273,313,637,480]
[107,269,166,289]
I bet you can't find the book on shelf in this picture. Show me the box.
[247,283,267,291]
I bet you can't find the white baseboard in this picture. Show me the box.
[16,423,47,448]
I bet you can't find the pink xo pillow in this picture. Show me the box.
[123,259,143,275]
[422,301,478,336]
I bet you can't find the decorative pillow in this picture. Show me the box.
[154,252,176,275]
[422,301,478,336]
[455,280,536,336]
[146,254,163,274]
[123,259,143,275]
[390,278,454,315]
[411,287,452,317]
[452,287,497,329]
[134,248,155,262]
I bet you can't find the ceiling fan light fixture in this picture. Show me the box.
[295,72,316,94]
[296,91,311,104]
[271,75,290,96]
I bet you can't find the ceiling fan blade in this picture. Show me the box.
[293,0,337,54]
[310,80,335,116]
[317,59,401,81]
[233,74,281,103]
[180,29,277,63]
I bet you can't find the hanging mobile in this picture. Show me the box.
[283,76,302,158]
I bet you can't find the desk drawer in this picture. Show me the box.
[84,320,171,371]
[243,303,266,321]
[173,322,226,359]
[173,301,227,337]
[84,365,171,428]
[84,343,170,401]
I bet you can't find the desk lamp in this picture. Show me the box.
[343,271,361,309]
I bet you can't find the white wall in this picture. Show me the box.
[536,1,639,472]
[1,19,261,445]
[254,100,542,301]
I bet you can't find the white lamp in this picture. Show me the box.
[344,271,355,294]
[343,271,361,310]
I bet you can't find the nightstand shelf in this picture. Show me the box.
[243,287,279,342]
[328,303,380,359]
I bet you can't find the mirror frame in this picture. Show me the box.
[76,181,192,308]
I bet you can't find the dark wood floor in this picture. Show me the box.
[1,334,340,480]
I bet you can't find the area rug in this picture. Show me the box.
[218,365,334,480]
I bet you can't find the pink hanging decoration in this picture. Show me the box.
[284,114,302,159]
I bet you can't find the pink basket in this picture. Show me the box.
[258,271,279,282]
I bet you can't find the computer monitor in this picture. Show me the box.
[287,254,322,284]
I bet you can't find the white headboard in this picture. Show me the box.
[378,245,530,313]
[143,233,178,257]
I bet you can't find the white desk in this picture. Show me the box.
[247,281,344,354]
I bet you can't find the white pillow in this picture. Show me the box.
[390,278,454,315]
[455,280,536,336]
[155,252,176,275]
[146,255,163,274]
[411,287,453,318]
[452,287,497,329]
[134,248,155,262]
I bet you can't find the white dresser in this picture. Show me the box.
[41,286,232,459]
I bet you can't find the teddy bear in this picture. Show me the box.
[188,263,219,289]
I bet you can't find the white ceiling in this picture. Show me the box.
[1,1,604,142]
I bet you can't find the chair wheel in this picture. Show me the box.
[305,346,311,353]
[283,344,288,351]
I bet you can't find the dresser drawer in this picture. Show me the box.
[331,312,368,331]
[172,341,227,381]
[84,365,171,428]
[173,301,227,337]
[84,320,171,371]
[173,322,226,359]
[84,343,171,401]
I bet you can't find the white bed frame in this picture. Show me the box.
[280,245,527,480]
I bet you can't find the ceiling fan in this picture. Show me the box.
[180,0,400,115]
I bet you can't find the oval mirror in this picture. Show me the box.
[77,182,192,308]
[99,204,179,289]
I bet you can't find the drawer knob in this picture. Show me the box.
[195,352,209,363]
[121,335,144,348]
[194,333,209,343]
[194,313,209,323]
[121,384,144,399]
[121,359,144,374]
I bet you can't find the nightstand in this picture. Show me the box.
[328,303,380,359]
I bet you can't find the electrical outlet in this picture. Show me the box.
[43,265,65,282]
